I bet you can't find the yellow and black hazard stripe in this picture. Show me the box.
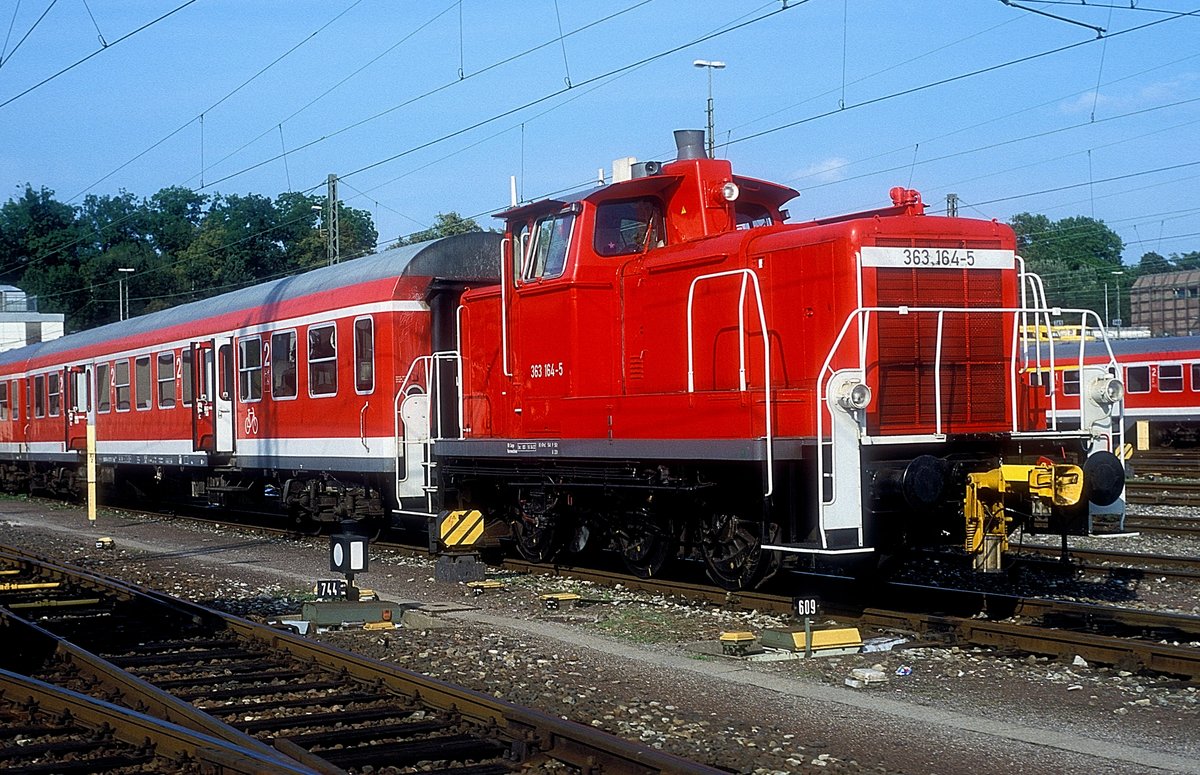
[439,509,485,549]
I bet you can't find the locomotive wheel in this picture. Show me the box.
[512,516,561,564]
[616,518,676,579]
[700,512,780,591]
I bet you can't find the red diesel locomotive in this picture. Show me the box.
[0,130,1126,589]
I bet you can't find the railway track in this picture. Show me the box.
[501,558,1200,679]
[1126,480,1200,507]
[0,545,724,775]
[1012,545,1200,581]
[1127,448,1200,479]
[0,669,312,774]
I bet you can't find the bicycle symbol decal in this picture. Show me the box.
[244,406,260,435]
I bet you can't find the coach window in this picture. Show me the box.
[97,363,111,413]
[47,373,60,416]
[271,331,297,399]
[135,356,151,410]
[594,199,664,256]
[0,382,7,420]
[308,323,337,396]
[354,318,373,394]
[523,211,574,280]
[1159,364,1184,393]
[33,374,45,418]
[1062,369,1080,396]
[8,380,16,420]
[1192,363,1200,392]
[1125,365,1150,394]
[238,337,262,402]
[181,350,193,406]
[157,352,176,408]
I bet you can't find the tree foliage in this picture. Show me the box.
[396,211,482,246]
[0,185,379,331]
[1009,212,1128,323]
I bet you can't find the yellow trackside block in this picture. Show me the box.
[719,631,757,656]
[0,582,61,592]
[760,627,862,652]
[540,592,581,610]
[440,510,484,549]
[467,580,505,596]
[0,569,20,576]
[363,621,396,631]
[965,461,1083,571]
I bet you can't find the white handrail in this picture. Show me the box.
[685,268,774,497]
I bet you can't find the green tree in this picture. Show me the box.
[397,211,482,246]
[1009,212,1124,318]
[176,193,287,300]
[1171,250,1200,271]
[0,185,87,326]
[1136,251,1171,275]
[276,192,378,269]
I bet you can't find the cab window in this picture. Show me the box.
[523,211,574,280]
[594,199,664,256]
[736,202,774,230]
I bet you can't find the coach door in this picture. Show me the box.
[65,365,89,451]
[191,337,235,454]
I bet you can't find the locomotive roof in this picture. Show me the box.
[0,231,502,369]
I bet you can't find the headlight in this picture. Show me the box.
[1089,377,1123,405]
[721,181,740,202]
[837,381,872,411]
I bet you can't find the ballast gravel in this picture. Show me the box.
[0,496,1198,774]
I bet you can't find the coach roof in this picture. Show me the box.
[0,232,502,370]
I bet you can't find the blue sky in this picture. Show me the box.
[1,0,1197,267]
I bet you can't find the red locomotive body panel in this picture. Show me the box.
[460,161,1025,450]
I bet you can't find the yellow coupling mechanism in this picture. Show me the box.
[964,462,1083,572]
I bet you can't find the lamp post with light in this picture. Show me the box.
[693,59,726,159]
[1111,269,1124,329]
[117,267,135,321]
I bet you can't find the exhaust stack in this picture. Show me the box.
[674,129,706,161]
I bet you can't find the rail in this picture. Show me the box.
[685,268,774,496]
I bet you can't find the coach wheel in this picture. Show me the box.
[700,512,781,591]
[616,517,676,579]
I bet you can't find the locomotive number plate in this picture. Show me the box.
[860,246,1015,269]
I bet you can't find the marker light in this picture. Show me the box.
[838,381,872,411]
[1089,376,1124,405]
[721,181,740,202]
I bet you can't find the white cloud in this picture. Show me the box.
[794,156,851,184]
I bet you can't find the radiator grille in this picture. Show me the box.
[871,268,1007,434]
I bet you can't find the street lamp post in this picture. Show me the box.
[1111,269,1125,329]
[117,267,135,321]
[693,59,726,159]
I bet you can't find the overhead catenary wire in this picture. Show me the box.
[0,0,57,68]
[0,0,199,110]
[69,0,367,202]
